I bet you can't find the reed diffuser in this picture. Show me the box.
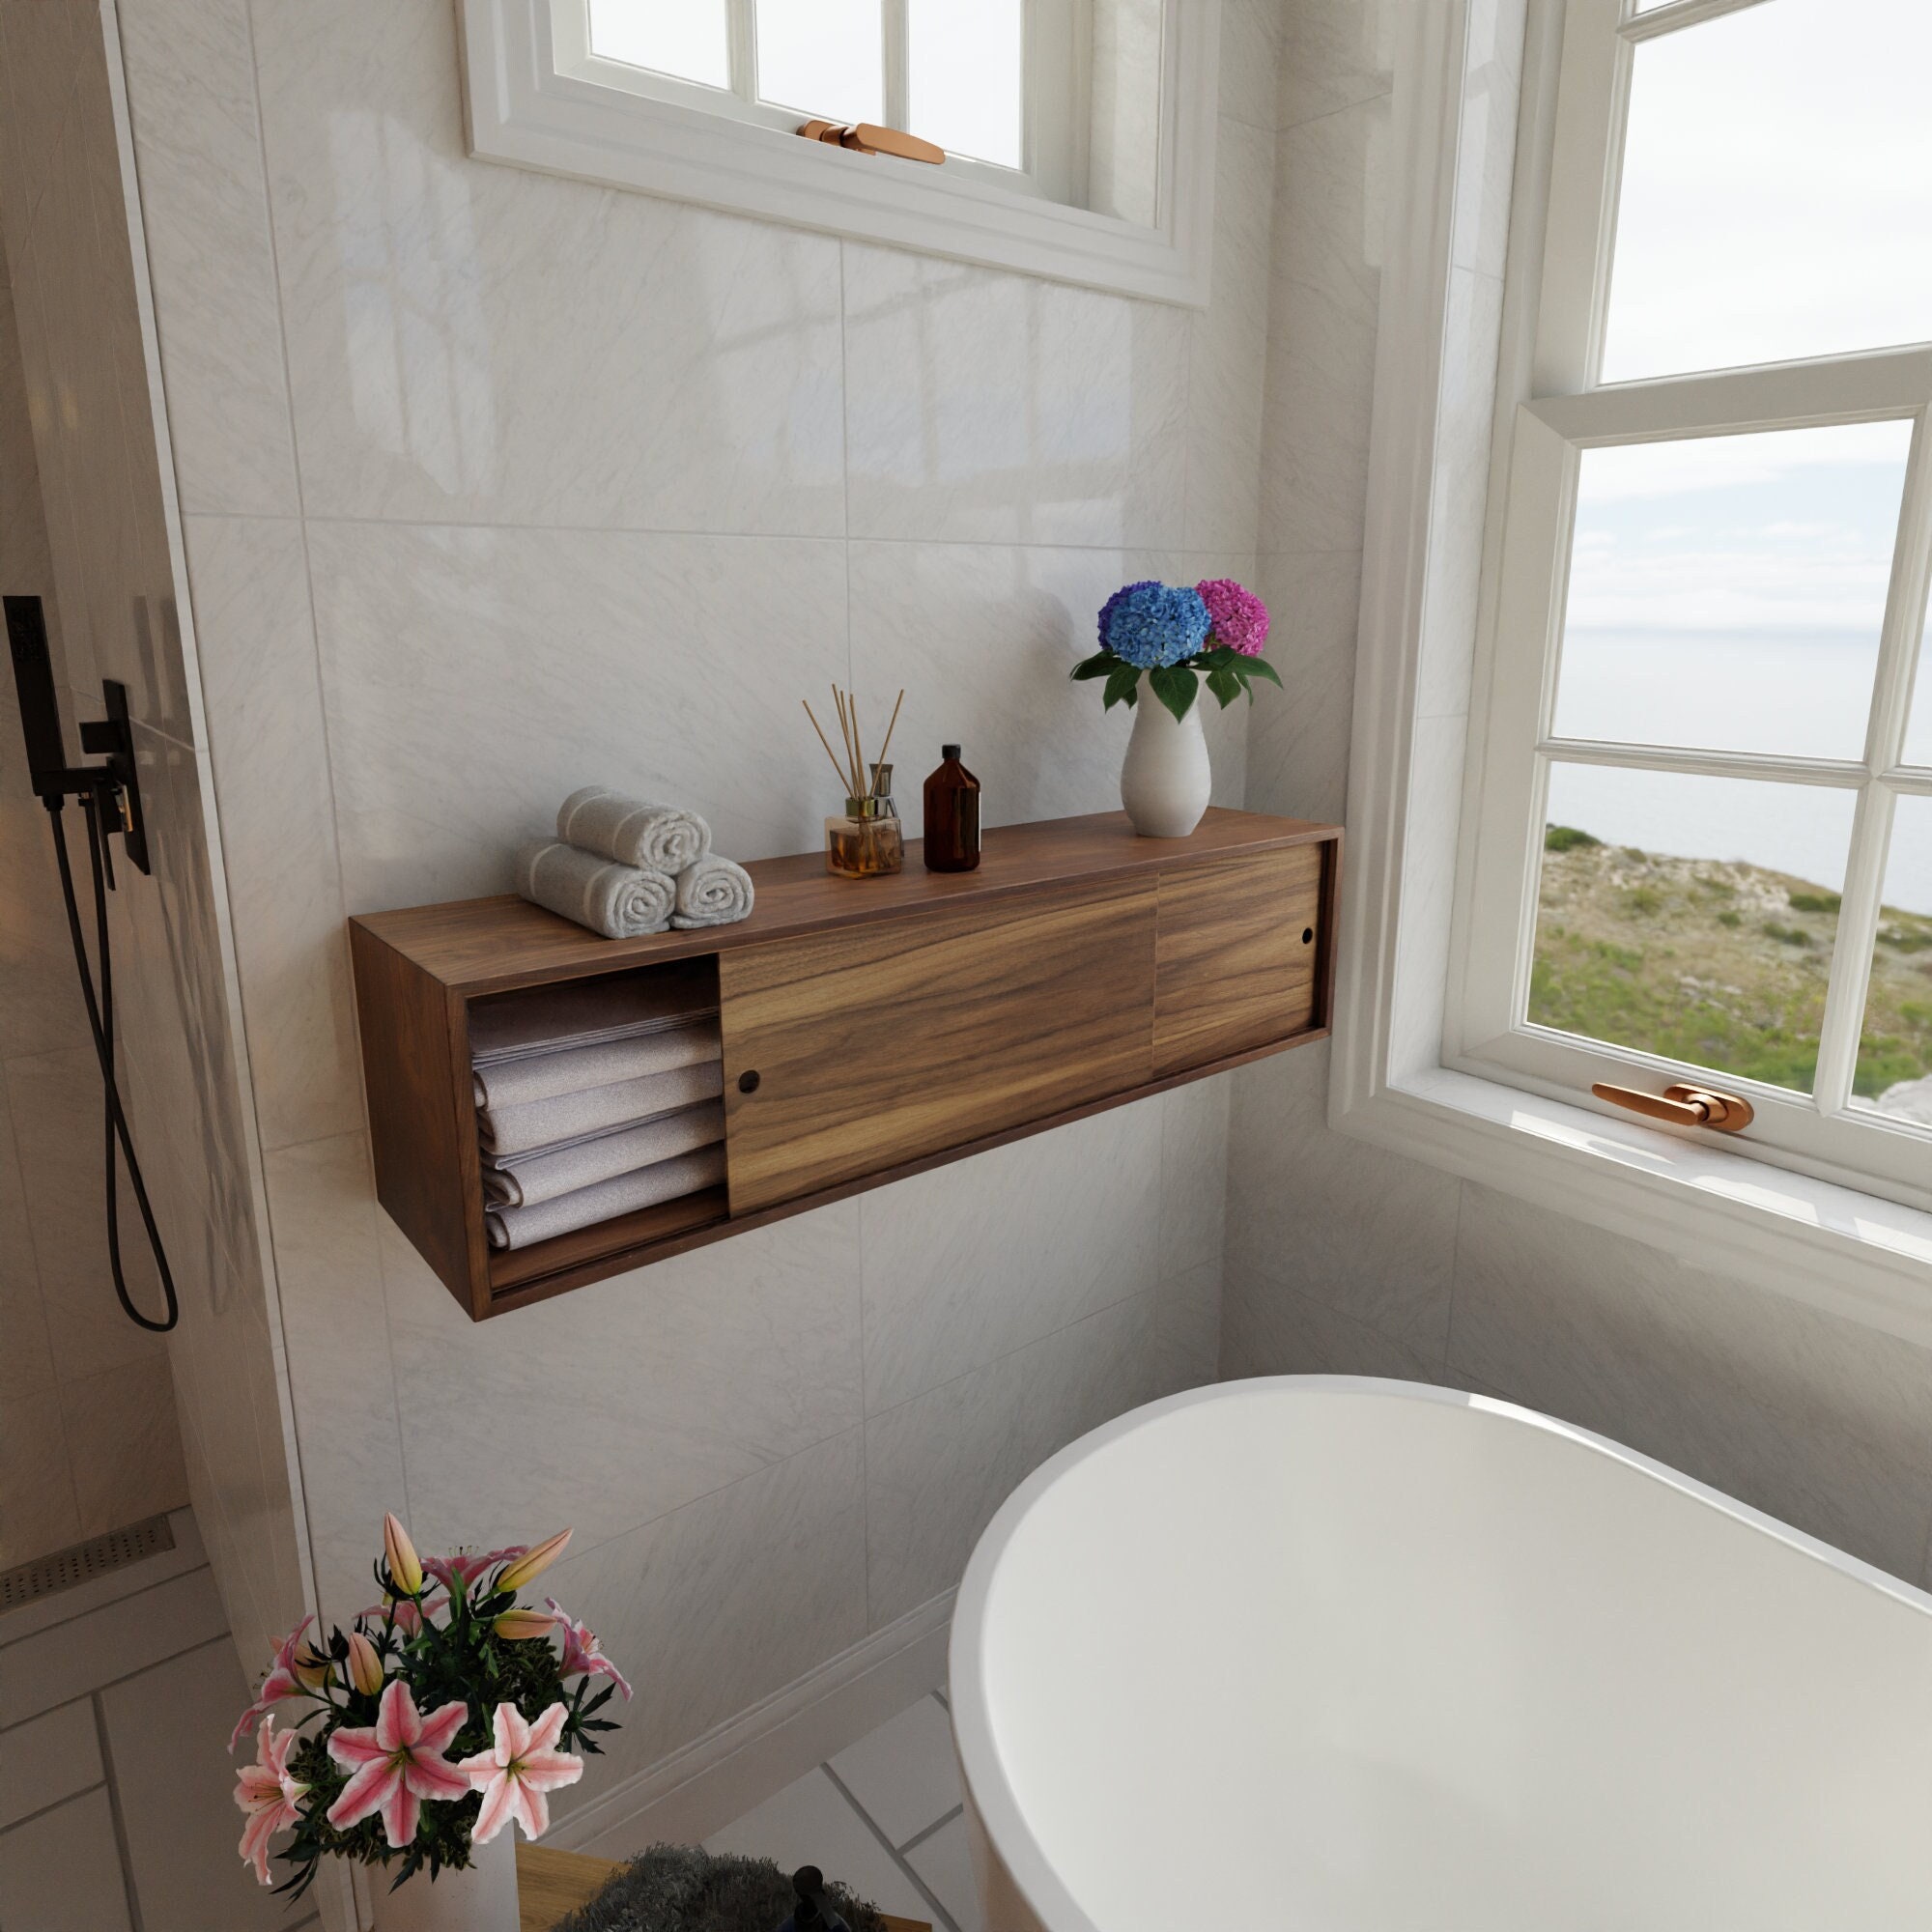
[805,686,906,878]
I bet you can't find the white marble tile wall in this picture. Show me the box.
[1229,0,1932,1594]
[95,0,1273,1840]
[0,93,189,1566]
[0,0,303,1663]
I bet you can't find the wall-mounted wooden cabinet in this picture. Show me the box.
[350,810,1340,1320]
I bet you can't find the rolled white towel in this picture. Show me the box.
[558,786,712,875]
[516,838,673,940]
[672,855,755,930]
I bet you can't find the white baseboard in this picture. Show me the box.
[554,1591,954,1860]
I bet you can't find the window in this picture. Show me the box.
[1456,0,1932,1209]
[459,0,1218,305]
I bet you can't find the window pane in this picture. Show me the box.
[589,0,730,89]
[1551,423,1910,761]
[1906,622,1932,770]
[755,0,883,125]
[1852,795,1932,1122]
[910,0,1024,168]
[1603,0,1932,382]
[1530,764,1858,1094]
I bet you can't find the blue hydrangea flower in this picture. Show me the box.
[1100,581,1212,669]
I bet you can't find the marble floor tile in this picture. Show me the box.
[904,1812,982,1932]
[828,1693,962,1852]
[705,1766,932,1921]
[100,1638,286,1931]
[0,1567,227,1728]
[0,1786,131,1932]
[0,1700,101,1832]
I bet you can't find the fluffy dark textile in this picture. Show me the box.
[554,1842,892,1932]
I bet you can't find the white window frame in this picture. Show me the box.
[1330,0,1932,1347]
[1452,0,1932,1211]
[457,0,1219,306]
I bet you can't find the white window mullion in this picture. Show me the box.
[1812,409,1932,1115]
[1620,0,1774,44]
[728,0,758,105]
[882,0,908,130]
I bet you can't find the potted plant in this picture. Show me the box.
[229,1515,629,1930]
[1071,578,1278,837]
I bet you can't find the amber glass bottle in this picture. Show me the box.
[923,744,981,872]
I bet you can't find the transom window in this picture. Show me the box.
[1456,0,1932,1208]
[579,0,1097,210]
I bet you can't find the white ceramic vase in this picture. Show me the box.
[1120,690,1211,838]
[371,1831,518,1932]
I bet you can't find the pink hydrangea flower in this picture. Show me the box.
[1195,578,1269,657]
[546,1599,633,1701]
[457,1701,582,1845]
[230,1616,320,1751]
[234,1716,308,1886]
[326,1679,470,1850]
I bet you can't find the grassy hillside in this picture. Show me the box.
[1530,828,1932,1098]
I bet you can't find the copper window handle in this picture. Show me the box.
[797,120,945,164]
[1590,1081,1755,1132]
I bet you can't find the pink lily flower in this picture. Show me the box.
[234,1716,308,1886]
[326,1679,470,1850]
[358,1589,447,1634]
[230,1615,319,1751]
[546,1600,633,1701]
[422,1546,525,1595]
[457,1701,582,1844]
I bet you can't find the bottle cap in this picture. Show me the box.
[943,743,961,759]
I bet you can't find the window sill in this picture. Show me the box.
[1333,1065,1932,1348]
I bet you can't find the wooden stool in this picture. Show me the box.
[516,1842,932,1932]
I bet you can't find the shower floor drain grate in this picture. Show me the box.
[0,1513,176,1612]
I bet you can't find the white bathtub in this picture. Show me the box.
[949,1376,1932,1931]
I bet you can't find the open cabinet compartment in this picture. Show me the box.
[350,810,1342,1320]
[469,954,728,1297]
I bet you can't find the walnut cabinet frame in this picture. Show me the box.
[350,810,1342,1320]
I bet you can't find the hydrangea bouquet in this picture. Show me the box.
[1070,578,1279,721]
[230,1515,628,1903]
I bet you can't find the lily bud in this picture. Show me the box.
[496,1529,572,1594]
[383,1512,424,1597]
[344,1631,384,1696]
[493,1609,557,1641]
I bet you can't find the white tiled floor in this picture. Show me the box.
[706,1686,982,1932]
[0,1510,316,1932]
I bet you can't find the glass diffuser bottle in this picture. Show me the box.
[826,794,903,878]
[923,744,981,871]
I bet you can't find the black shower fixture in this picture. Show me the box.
[7,594,177,1331]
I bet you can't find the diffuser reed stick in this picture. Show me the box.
[804,687,906,806]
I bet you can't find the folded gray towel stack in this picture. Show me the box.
[483,1098,725,1208]
[516,838,673,940]
[477,1058,724,1158]
[558,786,712,875]
[672,855,756,929]
[470,973,728,1254]
[487,1144,727,1250]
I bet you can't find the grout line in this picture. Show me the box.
[92,1691,148,1932]
[896,1803,963,1856]
[820,1760,959,1932]
[0,1778,108,1840]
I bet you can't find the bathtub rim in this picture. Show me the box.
[946,1372,1932,1932]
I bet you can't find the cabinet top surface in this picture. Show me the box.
[350,809,1342,994]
